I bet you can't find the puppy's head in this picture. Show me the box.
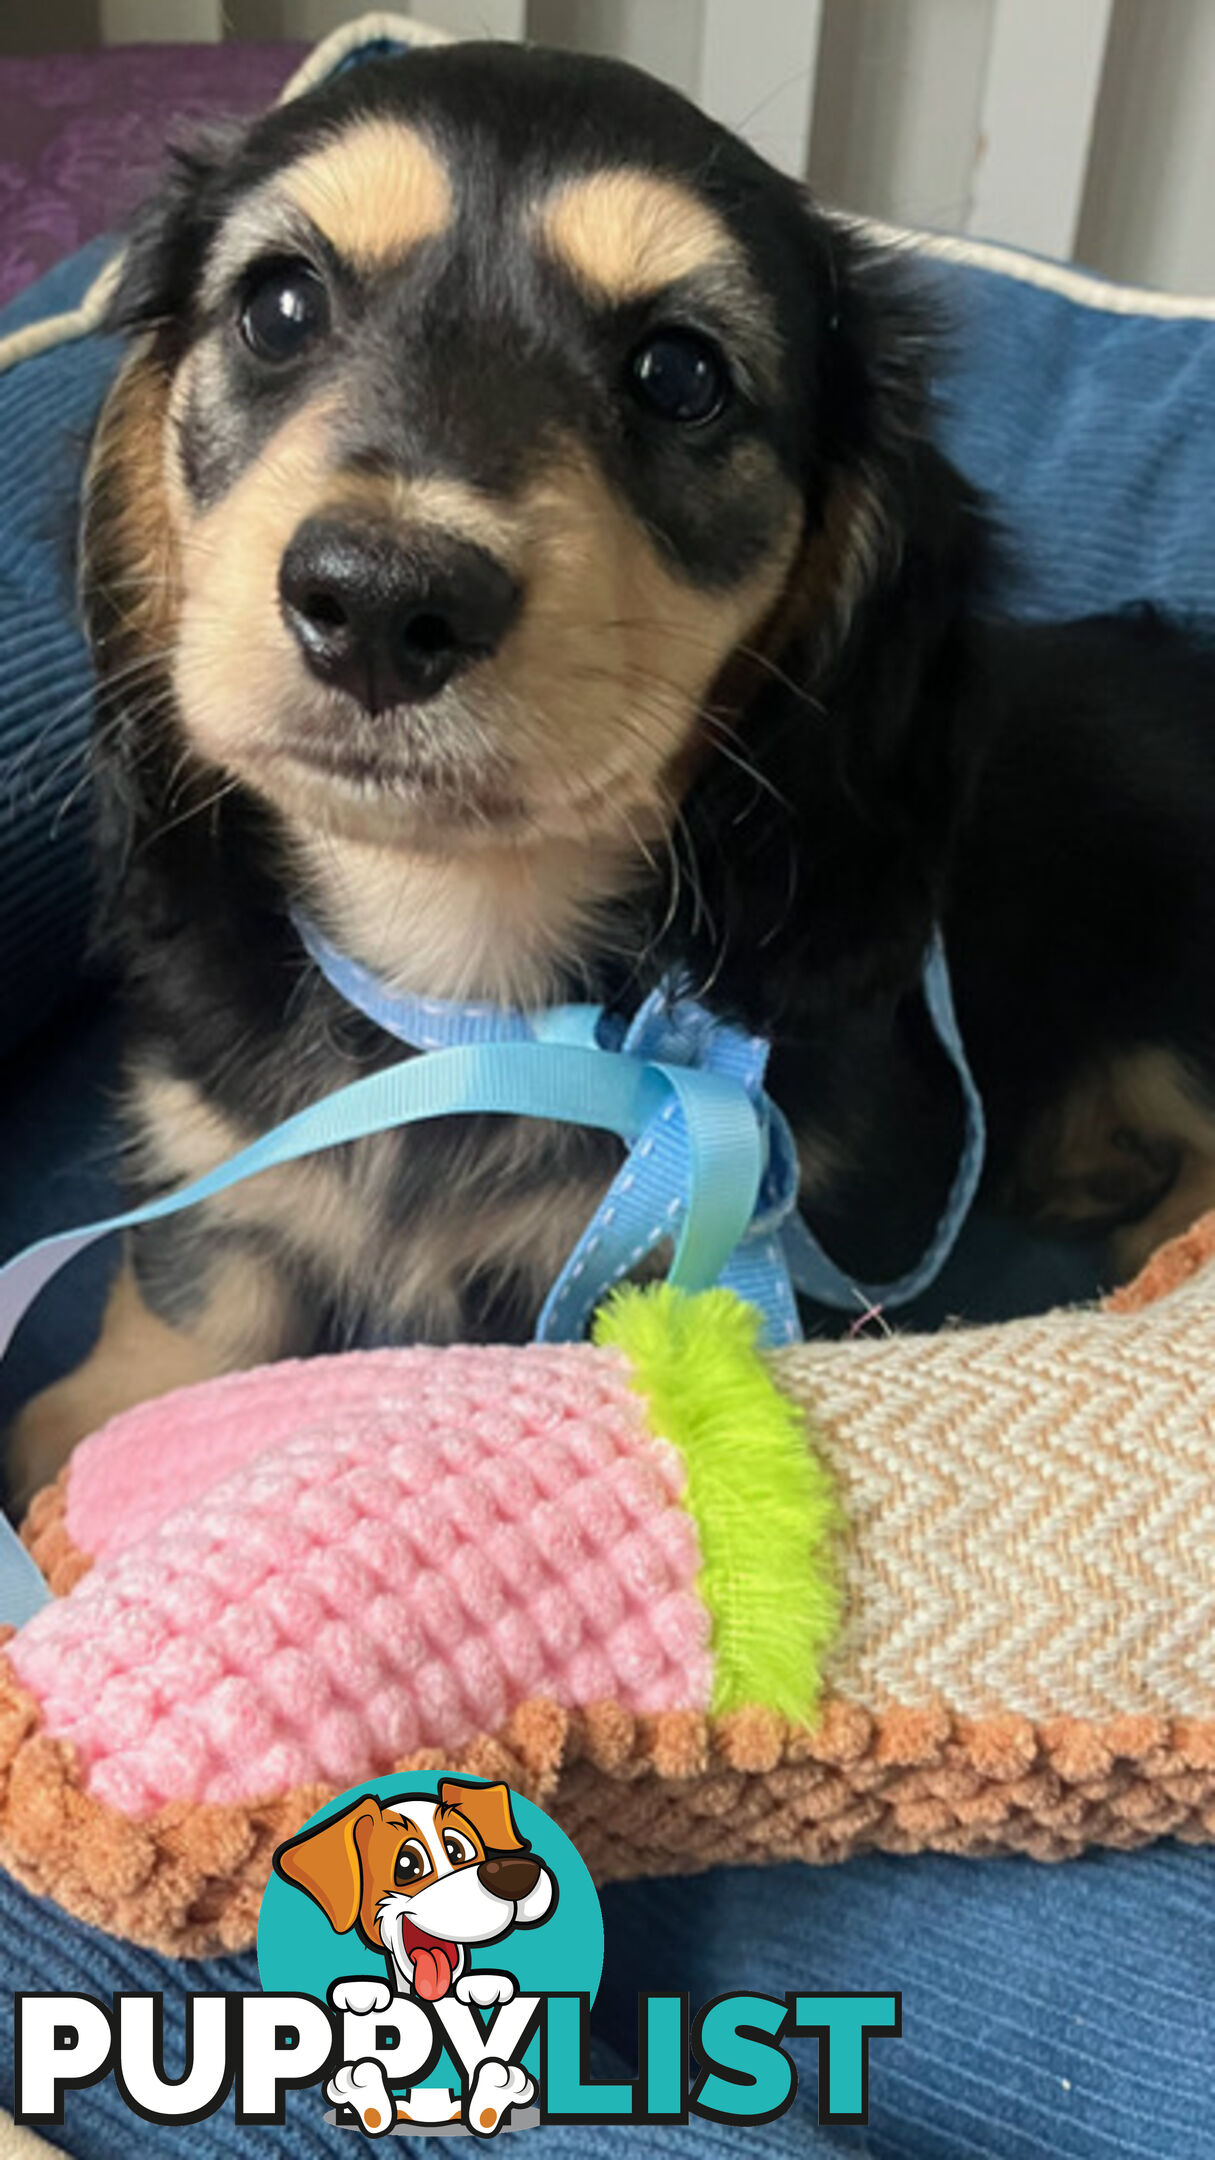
[275,1779,555,1997]
[86,40,947,896]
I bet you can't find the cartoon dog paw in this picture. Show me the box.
[330,1979,395,2018]
[326,2058,397,2137]
[466,2058,535,2137]
[455,1970,517,2009]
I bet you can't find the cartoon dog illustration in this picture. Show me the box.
[276,1779,555,2136]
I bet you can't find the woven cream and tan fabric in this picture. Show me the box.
[0,2110,65,2159]
[785,1235,1215,1722]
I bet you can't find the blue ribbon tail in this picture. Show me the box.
[783,933,987,1314]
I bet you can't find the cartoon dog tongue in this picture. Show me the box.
[401,1919,460,2001]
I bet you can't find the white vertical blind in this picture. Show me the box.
[1075,0,1215,295]
[695,0,823,177]
[100,0,223,37]
[809,0,994,236]
[421,0,527,37]
[969,0,1114,259]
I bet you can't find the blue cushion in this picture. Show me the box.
[0,239,121,1057]
[923,240,1215,620]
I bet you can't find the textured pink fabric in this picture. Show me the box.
[13,1346,712,1816]
[66,1347,485,1564]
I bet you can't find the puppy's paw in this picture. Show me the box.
[8,1380,101,1516]
[330,1978,395,2018]
[466,2058,534,2137]
[326,2058,397,2137]
[455,1970,516,2009]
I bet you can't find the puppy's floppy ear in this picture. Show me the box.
[803,212,989,805]
[439,1779,527,1855]
[799,228,989,992]
[104,122,249,344]
[676,215,987,1017]
[824,441,986,828]
[274,1794,384,1934]
[83,123,255,933]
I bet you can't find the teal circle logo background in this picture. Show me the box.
[258,1773,603,2015]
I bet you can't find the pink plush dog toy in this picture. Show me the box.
[3,1221,1215,1957]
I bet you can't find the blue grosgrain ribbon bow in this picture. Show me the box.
[294,914,986,1346]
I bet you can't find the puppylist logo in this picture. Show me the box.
[15,1774,900,2136]
[266,1775,571,2135]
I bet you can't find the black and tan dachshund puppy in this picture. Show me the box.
[13,42,1215,1497]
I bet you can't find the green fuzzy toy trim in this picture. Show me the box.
[594,1284,842,1724]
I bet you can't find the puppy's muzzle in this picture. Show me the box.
[279,516,521,712]
[476,1854,541,1902]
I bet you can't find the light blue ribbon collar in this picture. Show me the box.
[295,912,987,1344]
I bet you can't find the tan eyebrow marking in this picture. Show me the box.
[537,169,743,303]
[282,116,452,265]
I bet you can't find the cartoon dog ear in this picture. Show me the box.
[439,1779,526,1854]
[274,1795,384,1934]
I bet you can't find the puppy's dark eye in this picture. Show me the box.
[629,330,729,425]
[393,1840,429,1885]
[239,260,329,364]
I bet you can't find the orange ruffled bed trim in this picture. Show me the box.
[1,1647,1214,1959]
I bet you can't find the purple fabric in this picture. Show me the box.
[0,42,305,309]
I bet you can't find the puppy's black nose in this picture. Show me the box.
[279,518,521,712]
[477,1855,541,1903]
